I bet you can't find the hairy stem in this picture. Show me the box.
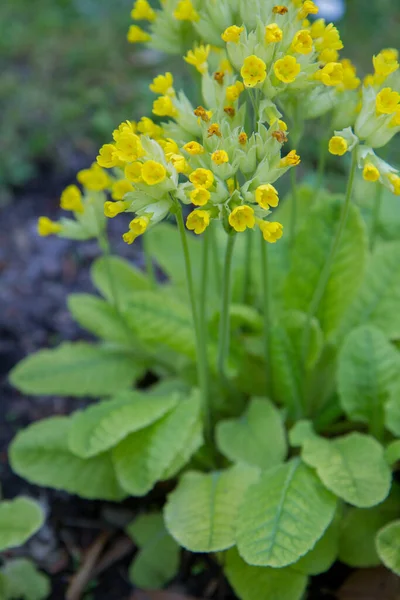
[370,182,383,251]
[260,232,272,397]
[290,167,298,246]
[217,233,236,386]
[242,229,253,304]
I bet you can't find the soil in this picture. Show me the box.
[0,160,372,599]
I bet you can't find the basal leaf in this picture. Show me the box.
[161,419,203,481]
[0,559,50,600]
[376,520,400,576]
[68,391,179,458]
[10,417,126,501]
[337,325,400,429]
[236,459,337,567]
[385,381,400,436]
[292,514,340,576]
[216,398,287,470]
[91,256,151,307]
[0,498,44,552]
[164,465,259,553]
[284,197,367,337]
[301,433,391,508]
[9,342,142,397]
[385,440,400,466]
[225,548,308,600]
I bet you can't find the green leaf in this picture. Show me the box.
[385,381,400,436]
[68,391,179,458]
[337,325,400,429]
[284,197,367,336]
[113,393,202,496]
[91,256,151,306]
[0,498,44,552]
[289,420,316,447]
[67,294,133,345]
[293,514,340,576]
[127,513,180,589]
[9,342,142,397]
[339,488,400,568]
[225,548,308,600]
[301,433,391,508]
[0,559,50,600]
[385,440,400,466]
[236,459,337,567]
[216,398,287,470]
[164,465,259,553]
[376,520,400,575]
[10,417,126,501]
[339,242,400,340]
[161,419,203,480]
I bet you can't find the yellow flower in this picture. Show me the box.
[194,106,212,122]
[190,188,210,206]
[97,144,119,169]
[104,200,129,218]
[226,81,245,102]
[363,164,380,183]
[170,154,191,174]
[315,23,343,52]
[137,117,163,139]
[272,5,288,15]
[130,215,150,235]
[127,24,151,43]
[373,51,399,78]
[141,160,167,185]
[278,119,288,131]
[160,138,180,159]
[183,141,204,155]
[173,0,199,21]
[280,149,301,166]
[150,72,174,95]
[208,124,222,138]
[316,62,343,86]
[319,48,339,64]
[211,150,229,165]
[299,0,319,19]
[131,0,156,21]
[274,56,301,83]
[388,174,400,195]
[222,25,244,44]
[111,179,134,200]
[238,132,248,145]
[186,210,211,234]
[123,231,136,245]
[37,217,62,237]
[291,30,313,54]
[390,106,400,127]
[219,58,233,73]
[376,88,400,115]
[60,185,84,213]
[152,95,178,118]
[77,164,111,191]
[328,136,348,156]
[115,133,145,163]
[125,162,143,182]
[189,168,214,189]
[259,221,284,243]
[241,55,267,88]
[339,59,361,91]
[184,45,210,74]
[112,121,137,142]
[265,23,283,44]
[229,205,255,232]
[310,18,326,39]
[255,184,279,209]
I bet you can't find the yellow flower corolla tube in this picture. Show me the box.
[77,164,111,191]
[150,72,174,95]
[189,169,214,189]
[229,206,256,232]
[222,26,244,44]
[111,179,134,200]
[37,217,62,237]
[258,220,284,243]
[363,163,380,182]
[131,0,156,22]
[241,55,267,88]
[329,136,348,156]
[265,23,283,44]
[104,200,129,218]
[127,24,151,43]
[211,150,229,165]
[255,184,280,209]
[153,95,178,118]
[125,162,143,183]
[274,56,301,83]
[376,88,400,115]
[186,210,211,234]
[190,188,211,206]
[60,185,84,213]
[173,0,199,22]
[316,62,344,86]
[184,45,210,74]
[291,30,313,54]
[141,161,167,185]
[97,144,120,168]
[183,141,205,155]
[115,133,145,163]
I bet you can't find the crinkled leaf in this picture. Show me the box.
[216,398,287,470]
[0,558,50,600]
[225,548,308,600]
[69,391,179,458]
[301,433,391,508]
[91,255,151,306]
[376,520,400,576]
[0,498,44,552]
[338,325,400,429]
[385,441,400,466]
[385,381,400,436]
[9,342,142,397]
[236,459,337,567]
[293,514,340,576]
[10,417,126,501]
[161,419,203,480]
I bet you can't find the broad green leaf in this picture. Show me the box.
[9,342,142,397]
[337,326,400,429]
[216,398,287,470]
[376,520,400,575]
[301,433,391,508]
[339,488,400,568]
[236,459,337,567]
[385,381,400,436]
[0,498,44,552]
[284,197,367,336]
[68,391,179,458]
[293,514,340,576]
[339,242,400,340]
[225,548,308,600]
[0,559,50,600]
[164,465,259,553]
[68,294,134,345]
[10,417,126,501]
[161,419,203,480]
[127,513,180,589]
[385,440,400,466]
[113,393,202,496]
[289,421,316,447]
[91,256,151,306]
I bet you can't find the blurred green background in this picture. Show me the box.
[0,0,399,200]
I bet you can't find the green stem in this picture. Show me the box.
[290,167,298,246]
[260,232,272,397]
[302,151,358,368]
[315,135,329,200]
[142,234,156,287]
[217,233,236,385]
[174,204,212,445]
[370,182,383,251]
[242,229,253,304]
[210,221,221,295]
[98,229,121,314]
[199,228,210,341]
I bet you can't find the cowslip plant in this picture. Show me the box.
[8,1,400,598]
